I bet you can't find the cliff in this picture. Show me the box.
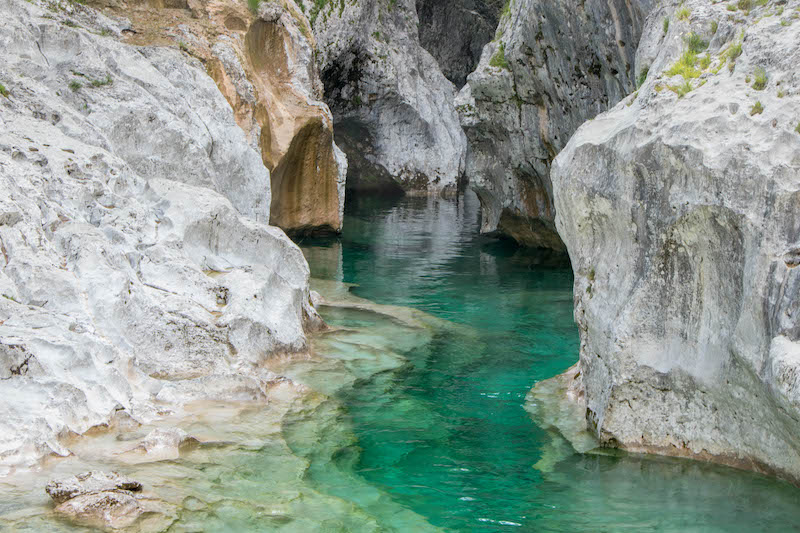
[303,0,467,195]
[457,0,653,248]
[551,0,800,482]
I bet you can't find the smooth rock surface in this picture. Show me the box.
[304,0,467,195]
[552,0,800,482]
[0,0,319,472]
[457,0,653,248]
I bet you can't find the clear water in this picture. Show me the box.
[2,192,800,532]
[297,192,800,533]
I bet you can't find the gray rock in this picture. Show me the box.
[55,491,144,530]
[0,0,318,471]
[552,0,800,482]
[456,0,654,248]
[46,471,142,504]
[415,0,504,88]
[304,0,467,194]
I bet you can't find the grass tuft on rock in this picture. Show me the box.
[795,122,800,134]
[685,32,708,53]
[0,83,8,98]
[752,67,767,90]
[489,42,510,70]
[677,7,690,20]
[666,50,700,79]
[663,17,670,34]
[668,80,694,98]
[637,65,649,87]
[750,101,764,115]
[69,80,82,92]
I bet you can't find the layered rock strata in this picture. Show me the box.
[0,0,321,472]
[552,0,800,482]
[457,0,653,248]
[304,0,467,195]
[95,0,347,234]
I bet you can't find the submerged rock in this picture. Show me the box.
[46,471,142,504]
[456,0,653,248]
[304,0,467,195]
[552,0,800,482]
[0,0,319,471]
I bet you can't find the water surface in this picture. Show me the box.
[298,191,800,532]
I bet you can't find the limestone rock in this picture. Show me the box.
[0,0,318,471]
[122,428,199,461]
[552,0,800,482]
[304,0,467,195]
[100,0,347,234]
[415,0,503,88]
[456,0,654,248]
[46,471,142,504]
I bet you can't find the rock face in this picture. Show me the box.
[0,0,321,472]
[46,471,154,529]
[552,0,800,482]
[99,0,347,234]
[304,0,467,195]
[456,0,653,248]
[415,0,503,88]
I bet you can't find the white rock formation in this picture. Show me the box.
[303,0,467,195]
[551,0,800,482]
[0,0,320,473]
[456,0,654,248]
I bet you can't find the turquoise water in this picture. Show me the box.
[299,192,800,532]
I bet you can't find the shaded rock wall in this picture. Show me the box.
[552,0,800,483]
[303,0,467,196]
[456,0,654,248]
[415,0,504,88]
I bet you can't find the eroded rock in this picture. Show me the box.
[0,0,319,471]
[552,0,800,482]
[304,0,467,195]
[456,0,654,248]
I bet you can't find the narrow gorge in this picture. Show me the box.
[0,0,799,530]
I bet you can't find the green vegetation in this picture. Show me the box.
[668,79,694,98]
[663,16,670,34]
[752,67,767,90]
[750,101,764,115]
[247,0,259,12]
[91,74,112,88]
[699,54,711,69]
[500,0,512,19]
[738,0,752,12]
[0,83,8,98]
[489,42,510,70]
[685,32,708,53]
[637,65,649,87]
[69,80,82,92]
[727,4,737,11]
[711,20,718,34]
[666,50,700,78]
[795,122,800,134]
[677,7,690,20]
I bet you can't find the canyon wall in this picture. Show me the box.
[552,0,800,482]
[457,0,653,248]
[303,0,467,195]
[415,0,504,88]
[97,0,347,235]
[0,0,322,472]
